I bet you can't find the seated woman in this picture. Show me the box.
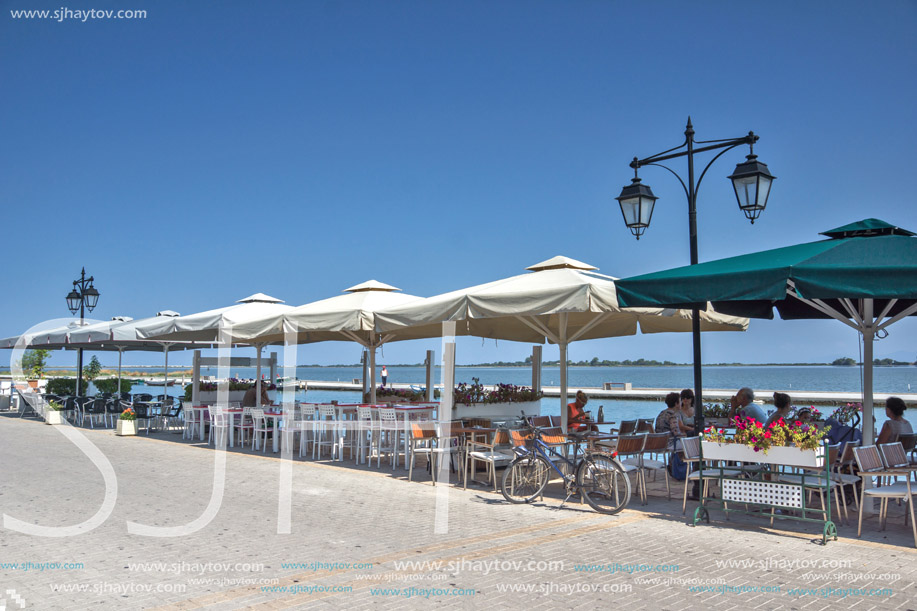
[655,392,683,447]
[765,392,792,429]
[876,396,913,444]
[677,388,695,435]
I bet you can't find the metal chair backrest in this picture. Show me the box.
[878,442,909,469]
[530,416,551,427]
[643,432,670,453]
[379,407,397,424]
[615,433,647,456]
[853,445,885,473]
[839,440,860,467]
[318,405,337,421]
[493,429,510,446]
[357,406,373,422]
[250,407,265,425]
[133,403,151,419]
[636,418,654,433]
[134,393,153,403]
[897,433,917,454]
[619,420,637,435]
[300,404,317,420]
[681,436,701,461]
[550,415,562,427]
[91,398,106,413]
[826,443,840,466]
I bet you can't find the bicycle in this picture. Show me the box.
[500,415,632,514]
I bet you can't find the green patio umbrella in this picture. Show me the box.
[615,218,917,444]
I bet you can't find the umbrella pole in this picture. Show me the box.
[559,342,568,434]
[117,348,123,395]
[256,345,263,407]
[559,312,569,434]
[862,299,875,445]
[163,345,169,396]
[369,345,377,403]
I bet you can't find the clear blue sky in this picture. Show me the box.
[2,0,915,368]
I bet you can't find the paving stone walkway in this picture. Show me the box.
[1,414,915,610]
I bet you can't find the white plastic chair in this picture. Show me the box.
[208,405,231,447]
[250,408,270,453]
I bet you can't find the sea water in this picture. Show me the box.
[130,364,917,429]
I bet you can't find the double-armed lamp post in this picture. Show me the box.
[66,268,100,396]
[617,117,775,433]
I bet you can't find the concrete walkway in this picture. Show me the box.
[1,414,915,610]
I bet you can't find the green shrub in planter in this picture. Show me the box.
[94,378,135,395]
[46,378,77,396]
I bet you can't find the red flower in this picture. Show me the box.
[764,431,772,438]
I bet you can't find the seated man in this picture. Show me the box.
[241,383,271,408]
[728,387,767,424]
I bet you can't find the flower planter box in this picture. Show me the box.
[197,390,247,405]
[701,440,824,468]
[453,400,540,421]
[45,410,64,425]
[116,420,138,436]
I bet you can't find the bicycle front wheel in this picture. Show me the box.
[501,454,550,504]
[576,455,631,515]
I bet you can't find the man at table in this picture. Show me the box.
[568,390,597,432]
[728,387,767,424]
[242,383,271,408]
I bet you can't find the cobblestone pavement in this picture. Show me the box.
[1,414,915,610]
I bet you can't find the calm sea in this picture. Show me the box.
[125,364,917,429]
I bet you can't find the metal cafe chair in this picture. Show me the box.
[853,445,917,547]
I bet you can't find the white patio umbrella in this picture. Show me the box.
[0,313,209,396]
[80,312,217,397]
[375,256,749,430]
[0,319,97,349]
[226,281,424,403]
[137,294,293,406]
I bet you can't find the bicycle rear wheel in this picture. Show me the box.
[501,454,550,504]
[576,454,631,515]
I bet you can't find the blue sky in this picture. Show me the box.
[2,0,915,368]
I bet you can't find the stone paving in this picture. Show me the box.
[1,413,915,610]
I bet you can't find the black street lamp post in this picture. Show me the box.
[617,117,775,433]
[66,268,100,396]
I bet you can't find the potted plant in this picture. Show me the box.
[701,417,830,468]
[116,407,138,436]
[20,349,50,389]
[452,378,543,419]
[45,399,65,425]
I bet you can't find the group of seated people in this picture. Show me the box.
[566,385,913,446]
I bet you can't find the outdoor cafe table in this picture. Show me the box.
[188,406,283,450]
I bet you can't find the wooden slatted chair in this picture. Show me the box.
[853,445,917,547]
[612,434,648,505]
[618,420,637,435]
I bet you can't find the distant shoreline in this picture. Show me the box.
[1,361,914,374]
